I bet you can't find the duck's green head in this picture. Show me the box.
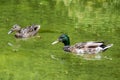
[52,34,70,46]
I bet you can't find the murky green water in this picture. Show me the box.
[0,0,120,80]
[0,0,119,33]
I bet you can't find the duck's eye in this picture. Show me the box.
[13,26,17,28]
[59,37,63,39]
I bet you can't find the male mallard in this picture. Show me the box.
[52,34,113,56]
[8,24,40,38]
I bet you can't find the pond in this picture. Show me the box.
[0,0,119,80]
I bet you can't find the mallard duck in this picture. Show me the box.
[52,34,113,56]
[8,24,40,38]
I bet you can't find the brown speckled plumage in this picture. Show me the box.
[8,24,40,38]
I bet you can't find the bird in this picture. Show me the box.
[8,24,40,38]
[52,34,113,58]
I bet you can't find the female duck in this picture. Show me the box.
[52,34,113,56]
[8,24,40,38]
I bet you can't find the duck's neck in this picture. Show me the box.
[62,40,71,52]
[18,29,22,33]
[63,40,70,46]
[63,46,71,52]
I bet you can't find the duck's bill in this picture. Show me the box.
[8,30,13,34]
[52,40,59,45]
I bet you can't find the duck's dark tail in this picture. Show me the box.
[100,44,113,52]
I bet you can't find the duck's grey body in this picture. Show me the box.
[66,41,113,55]
[8,24,40,38]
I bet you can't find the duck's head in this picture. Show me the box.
[8,24,21,34]
[52,34,70,46]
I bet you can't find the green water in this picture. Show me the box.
[0,0,120,80]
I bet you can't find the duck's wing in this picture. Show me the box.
[73,41,104,49]
[21,25,40,34]
[74,42,87,49]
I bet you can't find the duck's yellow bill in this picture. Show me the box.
[8,30,12,34]
[52,40,59,45]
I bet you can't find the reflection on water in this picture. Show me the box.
[1,0,119,33]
